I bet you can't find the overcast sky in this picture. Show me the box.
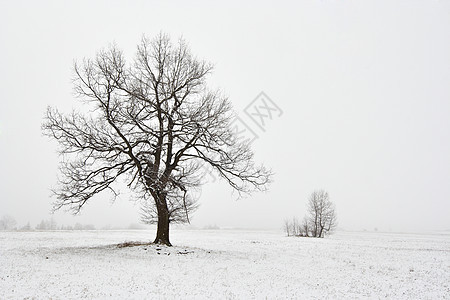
[0,0,449,232]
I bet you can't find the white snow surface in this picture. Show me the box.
[0,229,448,299]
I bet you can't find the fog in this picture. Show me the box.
[1,0,449,232]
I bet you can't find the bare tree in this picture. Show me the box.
[20,222,31,231]
[43,34,271,246]
[0,215,17,230]
[291,217,301,237]
[300,216,310,237]
[284,190,337,238]
[307,190,337,237]
[284,219,291,236]
[140,187,199,225]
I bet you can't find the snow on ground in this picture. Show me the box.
[0,229,448,299]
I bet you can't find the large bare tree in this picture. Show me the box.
[43,34,271,246]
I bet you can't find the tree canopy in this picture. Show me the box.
[43,34,272,245]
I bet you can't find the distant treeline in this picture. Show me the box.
[0,214,146,231]
[0,215,97,231]
[35,219,96,231]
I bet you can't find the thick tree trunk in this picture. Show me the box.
[153,195,172,246]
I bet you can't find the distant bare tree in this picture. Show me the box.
[298,217,310,237]
[300,217,310,237]
[284,219,291,236]
[284,190,337,238]
[36,220,50,230]
[291,217,300,236]
[0,215,17,230]
[20,222,31,231]
[43,34,271,246]
[307,190,337,237]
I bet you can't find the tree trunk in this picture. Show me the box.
[153,193,172,246]
[313,215,318,237]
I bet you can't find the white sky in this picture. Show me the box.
[0,0,449,232]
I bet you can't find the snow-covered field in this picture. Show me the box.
[0,229,448,299]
